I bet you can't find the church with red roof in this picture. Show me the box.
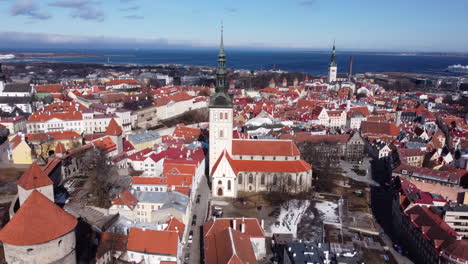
[208,30,313,198]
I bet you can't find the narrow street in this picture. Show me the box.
[181,175,210,264]
[370,159,414,264]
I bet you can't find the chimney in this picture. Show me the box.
[232,219,237,230]
[142,228,146,231]
[241,223,245,233]
[261,219,264,229]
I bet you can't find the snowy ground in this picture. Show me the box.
[315,200,340,223]
[267,200,310,238]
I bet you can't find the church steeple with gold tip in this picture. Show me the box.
[210,24,232,108]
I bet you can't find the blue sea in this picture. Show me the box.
[2,48,468,76]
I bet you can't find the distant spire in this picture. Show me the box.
[216,23,227,93]
[330,40,337,67]
[209,23,232,108]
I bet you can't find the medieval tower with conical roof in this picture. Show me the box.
[209,26,233,175]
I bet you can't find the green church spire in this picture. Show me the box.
[330,40,337,67]
[210,24,232,108]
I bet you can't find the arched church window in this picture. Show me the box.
[238,174,243,184]
[288,175,292,185]
[227,180,231,190]
[218,180,222,185]
[219,129,223,138]
[249,174,253,184]
[261,174,265,185]
[299,175,303,185]
[273,175,277,185]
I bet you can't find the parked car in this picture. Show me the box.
[192,215,197,226]
[188,230,193,243]
[184,252,190,261]
[196,195,200,204]
[213,210,223,217]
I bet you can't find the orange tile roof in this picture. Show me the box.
[173,124,202,140]
[105,118,123,136]
[26,131,81,142]
[132,177,166,185]
[92,136,117,154]
[17,162,53,190]
[0,191,77,246]
[34,84,63,93]
[232,159,311,174]
[165,217,185,239]
[232,139,300,157]
[361,121,399,137]
[127,228,178,255]
[55,142,67,154]
[111,189,138,209]
[9,135,22,149]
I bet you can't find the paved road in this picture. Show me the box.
[370,159,414,264]
[181,175,211,264]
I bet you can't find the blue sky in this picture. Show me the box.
[0,0,467,52]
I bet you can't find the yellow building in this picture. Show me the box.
[127,131,161,151]
[9,135,32,165]
[26,131,82,158]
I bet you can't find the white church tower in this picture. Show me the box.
[328,41,338,83]
[209,26,233,175]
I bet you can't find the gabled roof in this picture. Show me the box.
[232,139,300,157]
[165,217,185,239]
[204,218,262,264]
[0,190,77,246]
[55,142,67,154]
[17,162,53,190]
[105,118,123,136]
[111,189,138,209]
[127,228,178,255]
[361,121,399,137]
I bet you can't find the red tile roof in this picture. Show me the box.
[173,124,202,140]
[105,118,123,136]
[17,162,53,190]
[204,227,257,264]
[0,191,77,246]
[204,218,264,264]
[132,176,166,185]
[9,135,22,149]
[127,228,178,255]
[361,121,399,137]
[26,131,81,142]
[111,189,138,209]
[232,139,300,157]
[34,84,63,94]
[55,142,67,154]
[165,217,185,239]
[92,136,117,154]
[232,159,311,174]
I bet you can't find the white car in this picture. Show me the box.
[188,230,193,244]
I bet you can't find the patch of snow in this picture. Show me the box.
[268,200,310,238]
[315,200,339,223]
[246,117,273,126]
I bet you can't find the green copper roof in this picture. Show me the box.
[329,41,337,67]
[210,25,232,108]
